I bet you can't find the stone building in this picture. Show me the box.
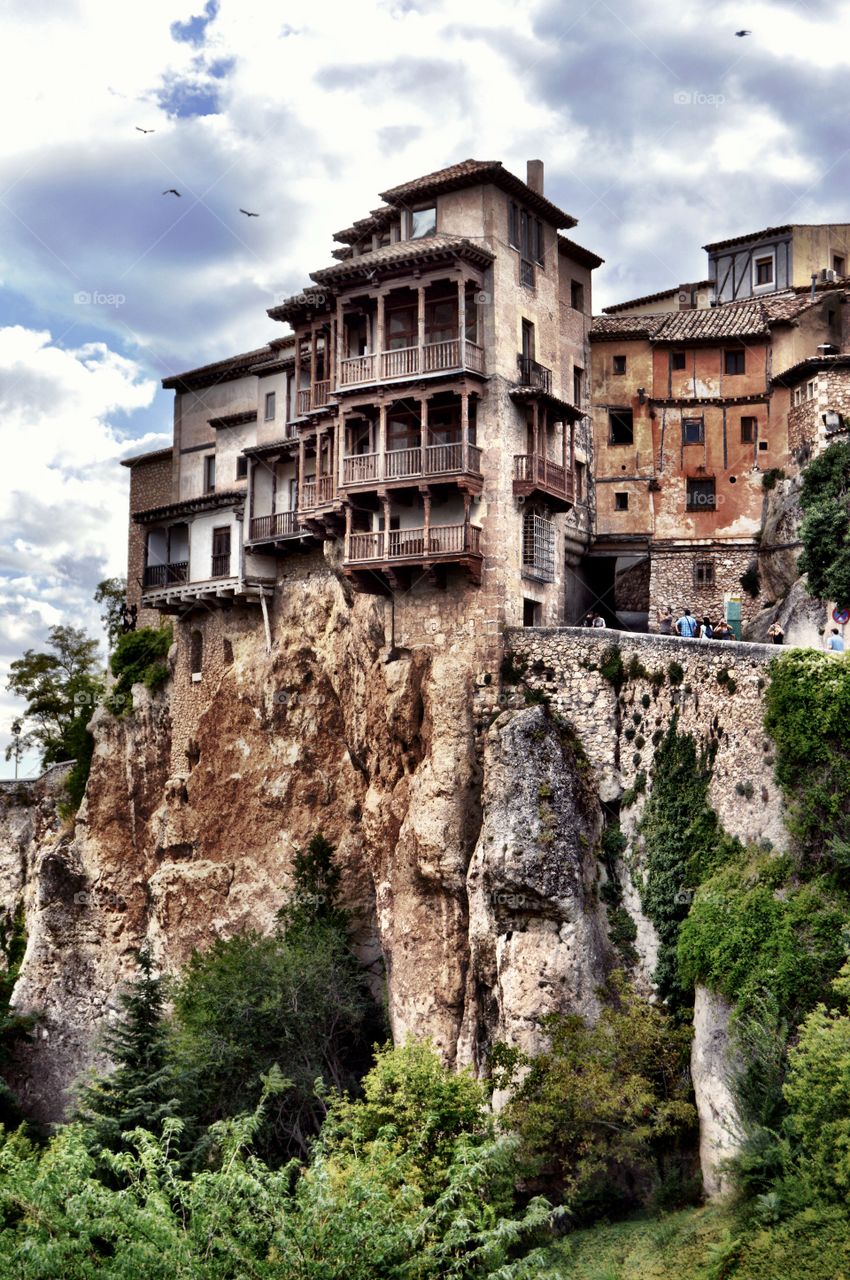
[589,283,849,627]
[706,223,850,304]
[127,159,602,642]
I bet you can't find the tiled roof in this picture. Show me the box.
[557,235,604,269]
[772,352,850,388]
[379,158,578,229]
[333,205,396,247]
[703,224,793,253]
[603,280,713,314]
[590,314,669,340]
[162,346,277,391]
[209,410,257,430]
[309,234,495,286]
[268,287,332,323]
[120,446,173,468]
[134,490,244,524]
[592,291,838,344]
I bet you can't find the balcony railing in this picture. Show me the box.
[340,354,376,385]
[211,554,231,578]
[143,561,188,589]
[296,381,331,415]
[342,442,482,487]
[517,355,552,394]
[301,475,335,508]
[339,339,485,388]
[346,523,482,564]
[249,511,302,541]
[513,453,574,501]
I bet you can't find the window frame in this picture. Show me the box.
[670,350,686,371]
[408,205,437,240]
[203,454,216,494]
[264,391,276,421]
[693,559,715,589]
[236,455,248,480]
[608,408,634,445]
[682,416,705,446]
[740,416,756,444]
[724,348,746,376]
[614,491,629,511]
[570,279,585,312]
[753,252,775,289]
[686,476,717,512]
[612,354,627,375]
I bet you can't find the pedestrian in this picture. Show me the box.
[713,618,733,641]
[699,616,714,640]
[592,613,607,629]
[828,627,845,652]
[657,607,674,635]
[583,611,595,628]
[675,607,698,638]
[767,621,785,645]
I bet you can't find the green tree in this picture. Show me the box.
[0,904,34,1126]
[798,438,850,604]
[170,834,384,1164]
[6,624,102,767]
[496,974,697,1218]
[94,577,128,651]
[75,950,179,1159]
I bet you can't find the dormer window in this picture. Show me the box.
[408,207,436,239]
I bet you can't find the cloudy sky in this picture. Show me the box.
[1,0,849,772]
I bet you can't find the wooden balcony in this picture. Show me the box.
[342,442,483,489]
[296,381,332,415]
[337,339,485,389]
[249,511,304,542]
[301,475,336,509]
[344,522,483,591]
[513,454,575,511]
[142,561,188,590]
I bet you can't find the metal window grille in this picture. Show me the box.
[522,512,555,582]
[694,560,715,588]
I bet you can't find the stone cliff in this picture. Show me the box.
[0,562,790,1198]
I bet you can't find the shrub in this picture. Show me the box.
[798,439,850,603]
[496,974,696,1219]
[762,467,786,492]
[600,646,626,691]
[667,661,684,686]
[108,626,172,715]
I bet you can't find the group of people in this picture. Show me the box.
[581,611,608,629]
[657,607,740,642]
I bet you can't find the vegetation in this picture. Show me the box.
[107,626,172,714]
[94,576,129,651]
[599,644,626,691]
[494,974,697,1220]
[637,717,741,1008]
[798,437,850,603]
[764,646,850,866]
[0,906,33,1126]
[5,624,102,768]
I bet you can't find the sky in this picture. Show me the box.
[1,0,850,773]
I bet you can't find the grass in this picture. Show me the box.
[527,1206,733,1279]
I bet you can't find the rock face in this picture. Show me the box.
[691,986,743,1200]
[459,705,611,1075]
[747,476,827,647]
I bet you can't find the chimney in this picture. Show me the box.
[526,159,544,194]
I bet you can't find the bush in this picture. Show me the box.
[667,661,684,686]
[108,626,172,714]
[677,860,849,1025]
[600,646,626,691]
[798,439,850,603]
[496,974,696,1219]
[764,648,850,866]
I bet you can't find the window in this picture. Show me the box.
[203,455,216,493]
[754,255,774,286]
[694,560,715,588]
[682,417,704,445]
[614,491,629,511]
[613,354,627,375]
[264,391,276,421]
[409,206,436,239]
[758,440,769,452]
[523,598,542,627]
[671,350,686,371]
[521,318,535,362]
[834,254,845,276]
[573,365,584,406]
[687,477,716,511]
[609,409,634,444]
[575,460,585,500]
[190,630,203,675]
[236,456,248,480]
[211,526,231,578]
[509,201,544,285]
[724,349,745,375]
[425,297,456,344]
[741,416,756,444]
[570,280,585,311]
[522,511,555,582]
[387,304,417,350]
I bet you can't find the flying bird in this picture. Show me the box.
[239,208,260,217]
[135,126,155,133]
[735,29,752,36]
[162,189,182,197]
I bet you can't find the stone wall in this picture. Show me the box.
[648,544,761,629]
[125,452,174,628]
[503,626,785,851]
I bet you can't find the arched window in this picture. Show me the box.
[190,630,203,675]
